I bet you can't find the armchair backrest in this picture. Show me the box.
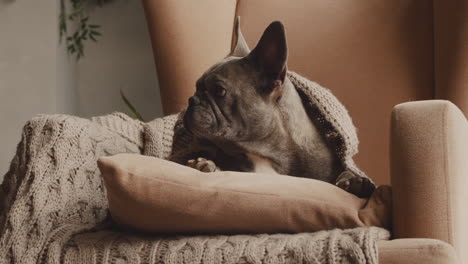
[142,0,468,185]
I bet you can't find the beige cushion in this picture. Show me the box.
[98,153,391,234]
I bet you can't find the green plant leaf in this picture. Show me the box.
[59,0,107,60]
[90,30,102,36]
[120,89,145,121]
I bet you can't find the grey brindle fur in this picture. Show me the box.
[172,18,375,197]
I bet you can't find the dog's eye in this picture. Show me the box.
[215,87,226,97]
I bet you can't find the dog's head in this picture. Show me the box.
[184,18,290,143]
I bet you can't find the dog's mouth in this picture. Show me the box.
[184,103,217,136]
[184,107,213,134]
[184,95,231,139]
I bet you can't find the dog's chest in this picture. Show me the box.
[246,153,278,174]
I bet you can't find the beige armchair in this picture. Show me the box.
[142,0,468,263]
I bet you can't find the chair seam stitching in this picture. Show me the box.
[442,104,453,244]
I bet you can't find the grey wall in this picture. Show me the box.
[0,0,58,179]
[0,0,162,180]
[76,0,162,120]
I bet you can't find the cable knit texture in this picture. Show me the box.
[0,74,387,263]
[287,71,368,180]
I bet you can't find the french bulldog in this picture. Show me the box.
[170,19,375,198]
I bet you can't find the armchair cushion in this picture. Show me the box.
[98,153,391,235]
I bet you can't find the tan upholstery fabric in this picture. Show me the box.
[98,153,391,234]
[142,0,236,115]
[434,0,468,116]
[391,100,468,262]
[378,239,459,264]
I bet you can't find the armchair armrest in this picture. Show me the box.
[390,100,468,262]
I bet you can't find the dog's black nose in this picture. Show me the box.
[188,96,200,107]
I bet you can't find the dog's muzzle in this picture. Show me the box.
[184,95,215,136]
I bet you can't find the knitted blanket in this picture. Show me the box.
[0,113,389,264]
[0,74,388,263]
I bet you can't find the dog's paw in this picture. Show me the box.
[335,170,376,198]
[187,157,218,172]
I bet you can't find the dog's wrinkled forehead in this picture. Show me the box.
[205,56,239,75]
[198,56,252,88]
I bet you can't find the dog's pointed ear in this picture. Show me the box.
[230,17,250,57]
[248,21,288,84]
